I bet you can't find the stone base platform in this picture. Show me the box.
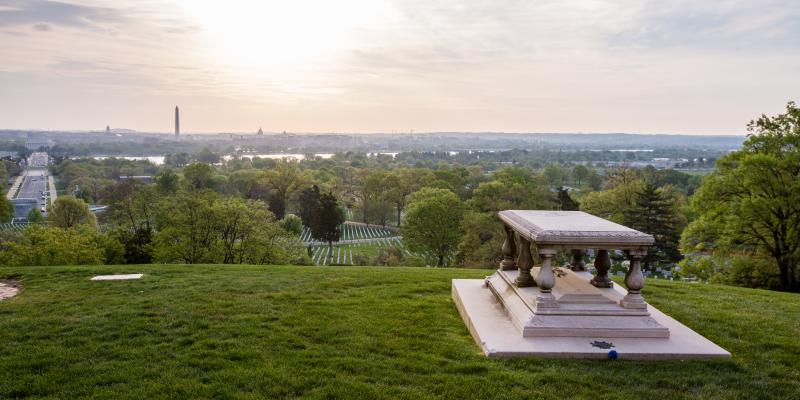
[487,269,670,338]
[452,278,730,359]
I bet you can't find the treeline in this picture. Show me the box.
[3,153,694,271]
[1,102,797,291]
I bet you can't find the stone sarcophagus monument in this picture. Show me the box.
[452,210,730,359]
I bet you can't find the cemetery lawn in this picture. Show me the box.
[0,265,798,400]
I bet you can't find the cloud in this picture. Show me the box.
[0,0,123,28]
[0,0,798,132]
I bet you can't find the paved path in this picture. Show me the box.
[5,170,26,200]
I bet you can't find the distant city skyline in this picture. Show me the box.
[1,1,799,135]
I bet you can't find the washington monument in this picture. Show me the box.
[174,106,180,138]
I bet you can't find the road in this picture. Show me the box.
[12,169,50,219]
[16,170,47,200]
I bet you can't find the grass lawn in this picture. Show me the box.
[0,264,798,399]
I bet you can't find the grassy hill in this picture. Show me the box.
[0,265,798,399]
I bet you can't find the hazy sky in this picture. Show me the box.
[1,0,798,134]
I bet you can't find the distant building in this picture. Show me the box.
[106,125,111,135]
[25,138,52,151]
[257,127,264,136]
[175,106,180,138]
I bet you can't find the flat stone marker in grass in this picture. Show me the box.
[90,274,144,281]
[0,281,20,300]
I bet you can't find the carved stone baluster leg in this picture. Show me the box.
[535,248,559,309]
[515,237,535,287]
[621,249,648,309]
[590,249,613,288]
[569,249,586,271]
[500,224,517,271]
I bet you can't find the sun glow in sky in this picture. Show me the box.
[0,0,799,134]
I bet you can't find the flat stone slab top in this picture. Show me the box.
[0,281,20,300]
[90,274,144,281]
[453,277,731,359]
[498,210,655,248]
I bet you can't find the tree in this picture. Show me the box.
[69,177,113,204]
[623,182,683,269]
[468,167,553,213]
[165,152,191,168]
[264,160,307,219]
[356,170,392,225]
[182,163,215,190]
[105,183,158,263]
[0,225,119,266]
[581,178,644,223]
[297,185,321,227]
[457,167,553,267]
[196,148,221,164]
[0,195,12,223]
[402,188,464,267]
[48,196,96,228]
[153,191,219,264]
[557,187,580,211]
[26,207,44,223]
[268,193,286,220]
[309,192,344,263]
[155,168,180,194]
[216,198,276,264]
[383,169,422,226]
[572,165,590,186]
[685,101,800,291]
[543,164,565,187]
[280,214,303,236]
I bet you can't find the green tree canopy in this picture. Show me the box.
[297,185,321,227]
[684,101,800,290]
[309,191,345,262]
[0,225,121,266]
[26,207,44,223]
[623,182,683,269]
[48,196,96,229]
[402,188,464,267]
[155,168,180,194]
[182,163,216,191]
[0,195,12,223]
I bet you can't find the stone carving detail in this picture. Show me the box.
[500,224,518,271]
[499,210,655,245]
[621,249,648,309]
[590,250,613,288]
[569,249,586,271]
[515,237,536,287]
[535,248,560,309]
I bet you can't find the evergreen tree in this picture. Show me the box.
[557,187,579,211]
[624,182,682,270]
[297,185,321,227]
[310,192,344,263]
[0,195,12,223]
[26,207,44,223]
